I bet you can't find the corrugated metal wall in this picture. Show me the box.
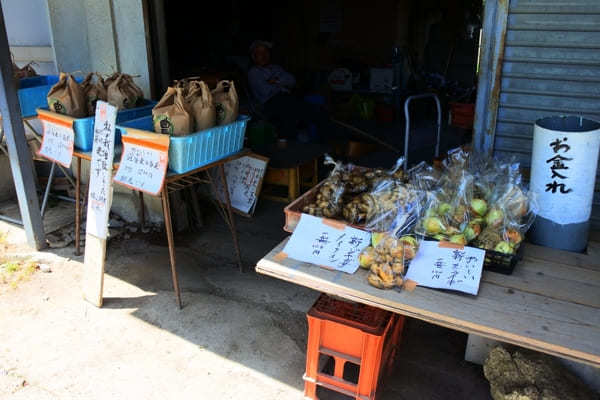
[492,0,600,226]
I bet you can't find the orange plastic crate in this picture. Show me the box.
[304,295,404,400]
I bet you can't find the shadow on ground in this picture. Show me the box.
[48,195,491,399]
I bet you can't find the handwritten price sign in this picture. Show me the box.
[282,214,371,274]
[405,241,485,295]
[114,135,169,196]
[37,113,74,168]
[212,155,268,215]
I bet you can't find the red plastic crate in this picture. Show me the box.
[304,295,404,400]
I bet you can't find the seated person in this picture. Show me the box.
[248,40,330,141]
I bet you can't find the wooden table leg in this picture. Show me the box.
[218,164,244,272]
[75,157,82,256]
[288,167,299,202]
[162,190,182,309]
[139,191,145,228]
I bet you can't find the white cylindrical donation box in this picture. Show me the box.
[529,116,600,252]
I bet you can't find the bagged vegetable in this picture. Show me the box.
[408,161,442,192]
[364,181,421,234]
[303,155,347,218]
[104,72,120,89]
[417,168,475,244]
[107,73,142,110]
[474,182,537,255]
[360,233,419,290]
[186,81,216,131]
[47,72,86,117]
[212,80,239,125]
[80,73,108,116]
[152,87,193,136]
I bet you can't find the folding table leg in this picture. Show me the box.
[75,157,82,256]
[218,164,244,272]
[40,162,56,217]
[161,190,182,309]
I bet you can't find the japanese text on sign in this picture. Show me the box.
[38,117,74,168]
[86,101,117,239]
[404,241,484,295]
[545,137,573,194]
[212,155,268,215]
[282,214,371,274]
[114,137,168,196]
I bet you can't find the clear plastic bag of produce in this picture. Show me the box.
[475,182,538,255]
[359,233,420,290]
[408,161,442,191]
[341,157,420,232]
[363,180,422,234]
[417,168,475,244]
[302,155,347,218]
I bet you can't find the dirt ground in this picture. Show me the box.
[0,200,492,400]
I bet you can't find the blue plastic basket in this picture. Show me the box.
[37,100,156,151]
[18,75,85,118]
[119,115,250,174]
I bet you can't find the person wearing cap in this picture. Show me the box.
[248,40,330,141]
[248,40,296,104]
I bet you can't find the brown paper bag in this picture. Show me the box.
[104,72,120,89]
[47,72,86,117]
[20,62,38,78]
[186,81,216,131]
[122,74,144,105]
[81,73,108,116]
[211,80,239,125]
[107,74,140,110]
[152,87,192,136]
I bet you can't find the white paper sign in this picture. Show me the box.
[212,155,268,215]
[405,241,485,295]
[114,138,169,196]
[38,118,74,167]
[86,101,117,239]
[282,214,371,274]
[530,122,600,224]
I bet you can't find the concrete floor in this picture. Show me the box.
[0,198,492,399]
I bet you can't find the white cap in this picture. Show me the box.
[249,40,273,54]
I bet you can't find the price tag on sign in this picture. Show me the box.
[37,113,74,168]
[114,134,169,196]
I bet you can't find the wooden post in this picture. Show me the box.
[82,102,117,307]
[0,4,45,249]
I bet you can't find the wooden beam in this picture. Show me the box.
[0,4,45,249]
[473,0,510,156]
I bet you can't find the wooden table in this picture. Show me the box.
[74,149,249,309]
[256,235,600,368]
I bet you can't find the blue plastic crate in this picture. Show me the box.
[18,75,84,118]
[37,100,156,152]
[119,115,250,174]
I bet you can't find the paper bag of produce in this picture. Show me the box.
[123,74,144,104]
[47,72,86,117]
[211,80,238,125]
[107,73,141,110]
[104,72,120,89]
[186,81,216,131]
[81,73,108,116]
[152,87,192,136]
